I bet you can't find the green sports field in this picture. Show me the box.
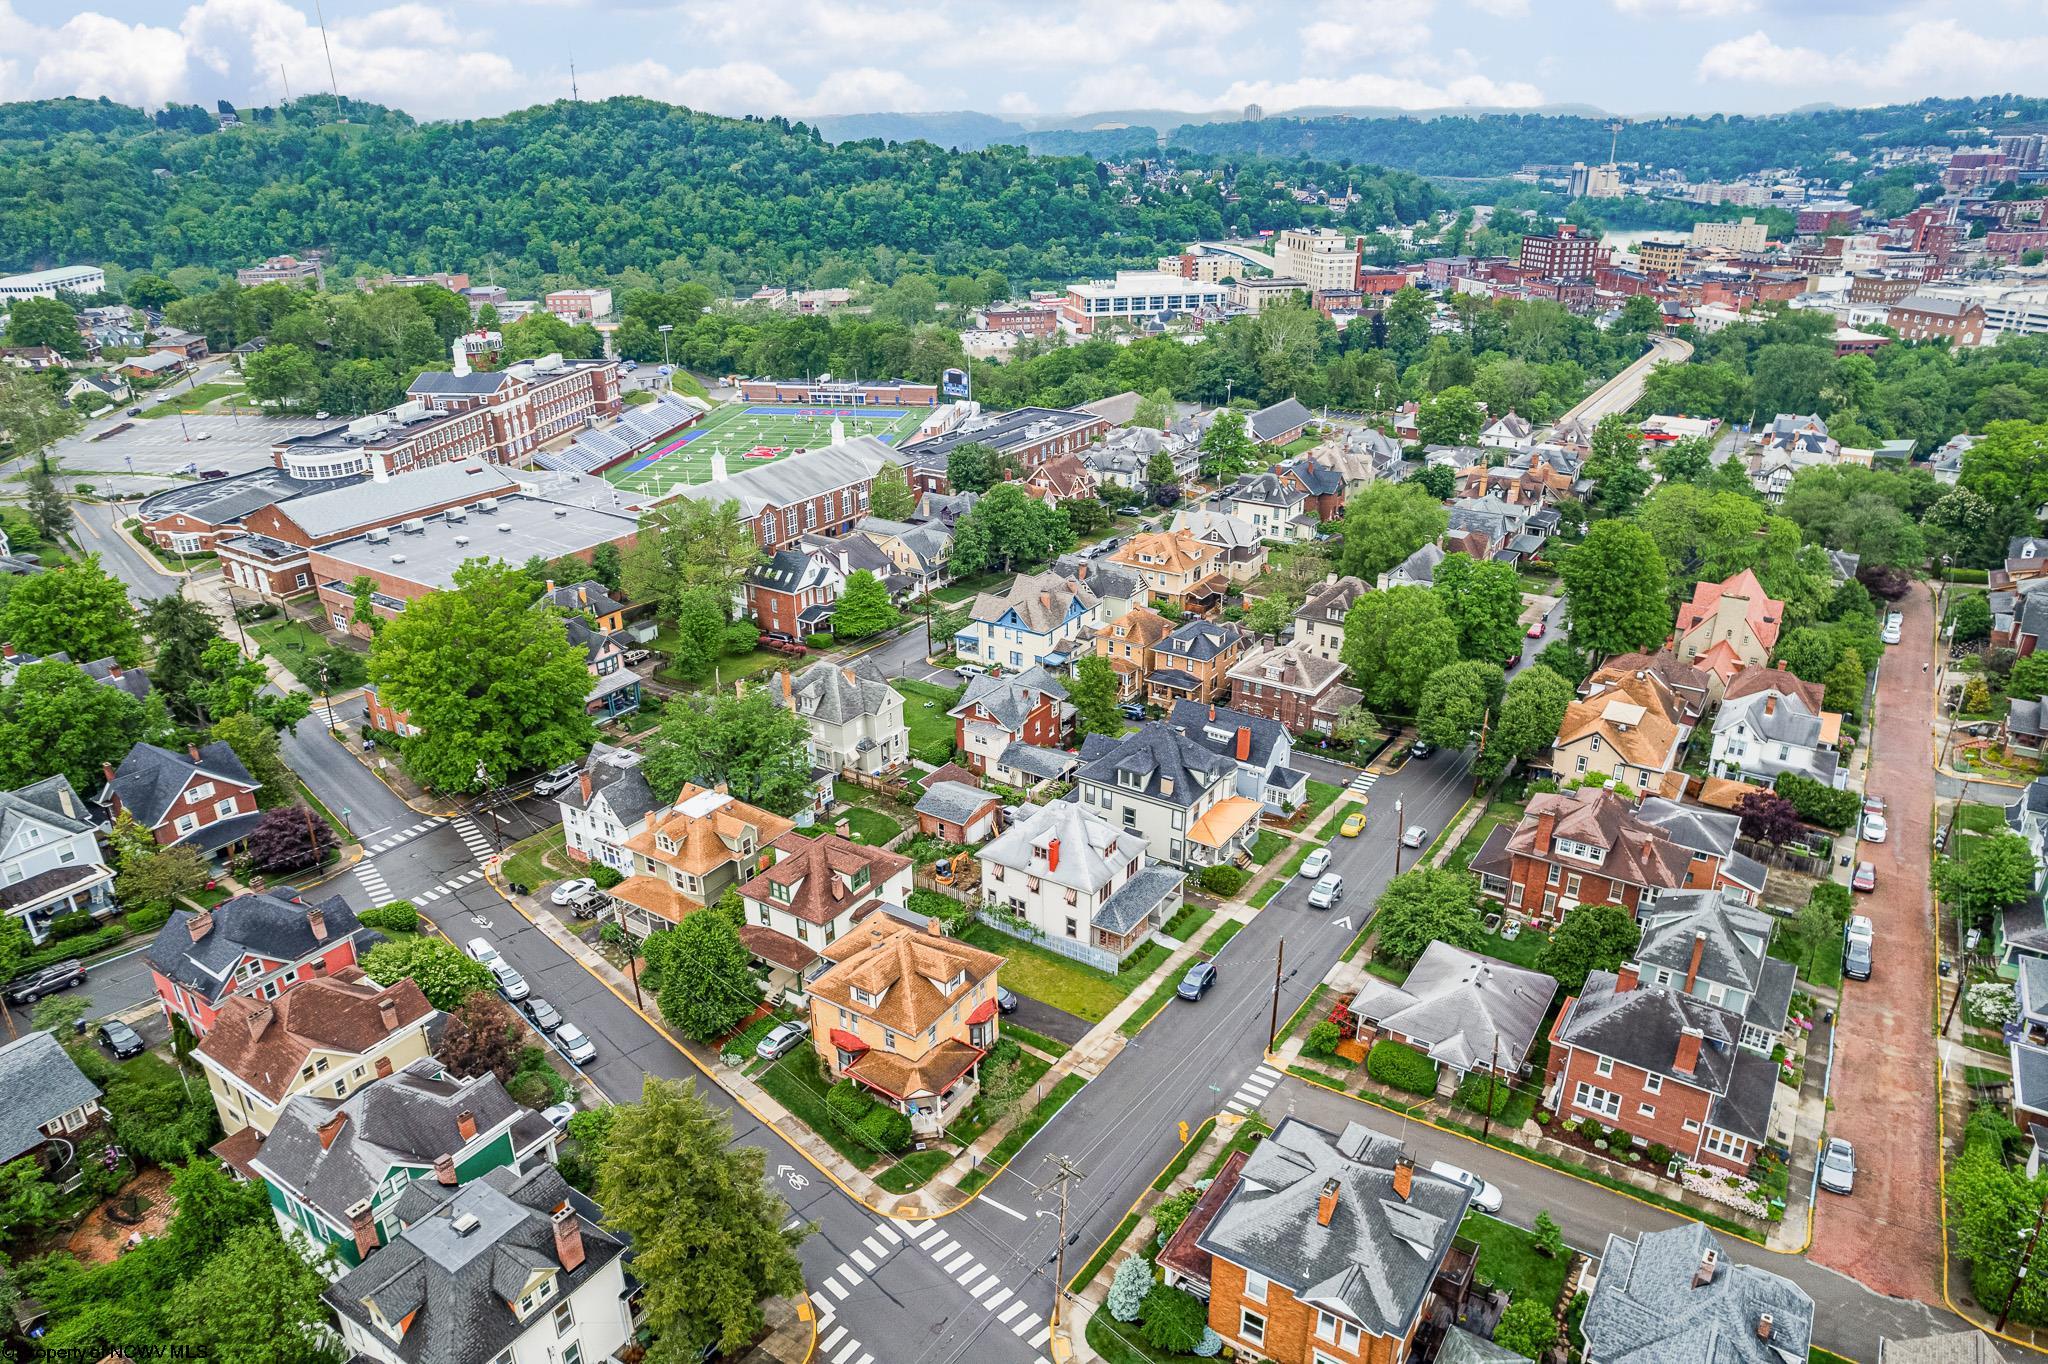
[603,402,928,499]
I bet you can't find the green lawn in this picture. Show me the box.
[1248,830,1289,865]
[1460,1211,1574,1307]
[248,618,344,680]
[1198,920,1245,954]
[137,380,246,416]
[654,643,787,691]
[1446,800,1522,876]
[959,922,1157,1023]
[839,805,902,847]
[1000,1023,1070,1059]
[1955,802,2010,835]
[956,1073,1087,1195]
[1474,925,1551,971]
[1770,927,1844,991]
[1160,903,1215,941]
[1298,780,1343,824]
[757,1051,882,1169]
[933,570,1013,603]
[875,1148,952,1194]
[893,679,962,764]
[500,828,570,892]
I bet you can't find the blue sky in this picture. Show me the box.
[4,0,2047,123]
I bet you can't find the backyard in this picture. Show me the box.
[893,678,964,764]
[1446,799,1523,876]
[500,827,572,892]
[959,920,1167,1023]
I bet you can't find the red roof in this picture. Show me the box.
[829,1028,869,1053]
[967,997,998,1026]
[1674,569,1783,651]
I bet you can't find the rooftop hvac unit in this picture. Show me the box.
[445,509,466,523]
[553,507,569,517]
[476,497,499,511]
[390,554,406,563]
[400,518,425,534]
[453,535,469,546]
[365,528,390,543]
[497,523,513,534]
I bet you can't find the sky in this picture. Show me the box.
[4,0,2048,125]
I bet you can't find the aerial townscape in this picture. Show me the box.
[14,7,2048,1364]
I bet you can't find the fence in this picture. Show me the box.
[1734,835,1832,877]
[974,907,1122,974]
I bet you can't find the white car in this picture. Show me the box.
[1862,811,1888,844]
[1881,613,1903,645]
[556,1022,596,1064]
[541,1101,578,1131]
[491,960,530,1000]
[1401,824,1429,849]
[465,937,500,966]
[1298,847,1332,880]
[551,878,597,907]
[1307,874,1345,909]
[1428,1161,1504,1214]
[1819,1137,1856,1194]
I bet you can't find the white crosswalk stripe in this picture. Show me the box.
[811,1299,832,1328]
[452,818,495,860]
[997,1300,1025,1324]
[855,1354,873,1364]
[355,861,392,902]
[849,1249,875,1273]
[834,1264,862,1287]
[364,817,448,855]
[1224,1100,1246,1114]
[1013,1311,1042,1337]
[1030,1325,1051,1347]
[945,1251,976,1274]
[821,1328,846,1352]
[823,1278,848,1301]
[984,1288,1012,1311]
[1255,1064,1282,1080]
[862,1235,890,1259]
[968,1273,1001,1298]
[832,1340,861,1364]
[875,1223,903,1244]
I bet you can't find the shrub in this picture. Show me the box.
[827,1079,875,1128]
[1107,1256,1153,1322]
[907,888,972,931]
[804,632,835,649]
[1455,1073,1517,1119]
[1646,1142,1674,1167]
[1151,1187,1200,1247]
[357,900,420,934]
[1191,1329,1223,1357]
[125,903,171,934]
[1775,772,1860,832]
[1197,865,1248,896]
[1138,1283,1209,1354]
[1533,1211,1565,1258]
[724,621,761,656]
[589,864,624,891]
[854,1104,914,1154]
[1494,1294,1559,1359]
[1366,1040,1439,1095]
[1303,1020,1342,1059]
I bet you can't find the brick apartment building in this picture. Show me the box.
[1519,224,1600,280]
[1225,643,1363,736]
[981,306,1059,336]
[899,407,1112,493]
[1886,295,1987,347]
[544,287,613,320]
[745,547,845,641]
[666,436,893,551]
[1473,786,1745,925]
[144,891,368,1036]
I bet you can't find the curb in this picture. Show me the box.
[329,726,466,818]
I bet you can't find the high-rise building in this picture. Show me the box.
[1271,228,1362,293]
[1520,224,1599,281]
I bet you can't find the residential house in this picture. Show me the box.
[195,969,439,1137]
[1148,619,1250,708]
[2010,959,2048,1132]
[1635,797,1767,904]
[746,546,846,642]
[1157,1116,1473,1364]
[562,614,640,721]
[1306,424,1403,488]
[1930,434,1978,486]
[1293,574,1370,665]
[1023,452,1098,507]
[976,800,1184,968]
[147,892,369,1036]
[1379,542,1444,590]
[0,1031,102,1165]
[1672,569,1785,670]
[1582,1224,1813,1363]
[1635,888,1797,1055]
[2007,695,2048,758]
[0,775,114,944]
[1461,447,1580,507]
[1345,943,1558,1080]
[1710,685,1844,789]
[912,782,1004,844]
[1166,699,1308,814]
[956,571,1107,672]
[1756,413,1834,457]
[1061,556,1142,618]
[949,666,1069,775]
[1107,531,1231,616]
[1223,472,1315,543]
[1444,497,1547,563]
[1073,723,1261,869]
[784,661,909,777]
[1167,509,1270,585]
[65,370,129,407]
[736,831,914,996]
[555,743,659,874]
[101,740,263,859]
[1479,411,1535,450]
[539,579,624,633]
[323,1164,631,1364]
[808,919,1003,1136]
[853,518,951,594]
[1226,642,1364,736]
[1247,397,1313,446]
[1546,964,1781,1172]
[1723,663,1823,715]
[1083,424,1200,491]
[1094,604,1173,700]
[914,489,978,530]
[605,785,793,940]
[225,1059,558,1271]
[1279,456,1348,523]
[1550,668,1689,795]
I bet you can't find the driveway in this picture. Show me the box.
[1809,582,1943,1300]
[1004,992,1091,1047]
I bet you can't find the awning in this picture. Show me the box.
[966,997,998,1026]
[829,1028,869,1054]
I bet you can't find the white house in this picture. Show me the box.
[1709,688,1844,789]
[0,776,115,944]
[1479,412,1535,450]
[555,743,659,873]
[1222,472,1314,542]
[1165,700,1308,812]
[785,660,909,776]
[955,570,1107,672]
[1071,723,1261,869]
[976,800,1185,971]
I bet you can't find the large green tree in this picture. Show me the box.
[242,342,320,410]
[1069,654,1123,739]
[0,659,157,792]
[833,570,900,639]
[621,497,762,625]
[1371,867,1484,966]
[642,688,814,815]
[1433,552,1524,663]
[0,368,81,465]
[0,555,141,664]
[596,1077,809,1359]
[868,461,917,521]
[1340,586,1461,716]
[1335,481,1449,581]
[1200,407,1258,480]
[1557,521,1670,660]
[367,560,597,791]
[946,441,1019,493]
[163,1223,341,1364]
[362,935,498,1010]
[1416,385,1482,447]
[1415,660,1505,751]
[1476,663,1574,785]
[1537,902,1642,993]
[642,913,758,1042]
[948,481,1074,574]
[1936,833,2039,929]
[4,296,84,357]
[1583,413,1651,518]
[24,464,70,543]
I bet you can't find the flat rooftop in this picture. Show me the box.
[314,493,639,595]
[137,467,363,527]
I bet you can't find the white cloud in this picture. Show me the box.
[1698,19,2048,93]
[1695,29,1821,83]
[806,68,925,115]
[1217,70,1544,111]
[1302,2,1434,60]
[1615,0,1755,14]
[22,8,191,109]
[996,91,1038,117]
[1468,0,1530,15]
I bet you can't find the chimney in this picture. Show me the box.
[348,1199,379,1259]
[456,1109,478,1143]
[1048,837,1060,872]
[55,783,74,818]
[1207,704,1215,722]
[1763,694,1776,716]
[1317,1176,1342,1225]
[1694,1246,1720,1288]
[780,669,795,710]
[1675,1025,1704,1075]
[107,664,121,679]
[307,907,328,942]
[836,818,851,840]
[1392,1156,1414,1202]
[247,1001,274,1039]
[375,1055,394,1078]
[188,742,202,763]
[187,910,214,942]
[103,761,118,785]
[578,770,593,803]
[1684,930,1707,994]
[377,996,400,1032]
[577,585,589,607]
[1236,727,1251,761]
[545,579,556,598]
[1757,1312,1773,1342]
[318,1112,349,1151]
[1615,961,1639,993]
[434,1153,459,1185]
[0,643,11,659]
[926,917,944,936]
[1533,809,1557,854]
[551,1203,587,1272]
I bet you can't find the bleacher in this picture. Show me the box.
[539,394,703,474]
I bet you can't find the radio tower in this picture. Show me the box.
[570,53,580,103]
[1607,119,1625,173]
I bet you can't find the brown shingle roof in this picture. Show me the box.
[607,874,700,927]
[848,1036,985,1101]
[1722,664,1824,714]
[809,919,1003,1034]
[1556,671,1685,770]
[622,784,792,878]
[1506,787,1692,891]
[196,968,436,1103]
[739,831,911,926]
[1109,530,1221,578]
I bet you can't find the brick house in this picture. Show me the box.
[1671,569,1784,669]
[1094,604,1173,700]
[1277,457,1347,523]
[1226,642,1363,736]
[746,546,845,641]
[101,740,263,858]
[1148,619,1249,708]
[1293,574,1370,665]
[145,892,369,1036]
[1544,964,1781,1172]
[912,781,1004,843]
[1023,452,1098,506]
[1886,294,1987,347]
[1107,531,1231,616]
[1634,888,1797,1055]
[948,666,1069,774]
[666,437,891,551]
[1158,1116,1473,1364]
[734,831,914,997]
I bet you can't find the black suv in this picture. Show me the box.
[4,959,86,1005]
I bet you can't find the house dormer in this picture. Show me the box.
[849,982,889,1008]
[771,878,799,904]
[509,1266,559,1319]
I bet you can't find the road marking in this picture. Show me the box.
[1014,1311,1042,1336]
[984,1288,1012,1311]
[875,1223,902,1244]
[849,1249,875,1273]
[945,1250,976,1274]
[834,1264,862,1287]
[821,1327,846,1351]
[1224,1100,1247,1114]
[861,1235,890,1259]
[971,1273,1003,1297]
[1239,1074,1275,1093]
[832,1339,861,1364]
[998,1300,1025,1323]
[1255,1065,1281,1079]
[822,1279,848,1301]
[784,1216,805,1230]
[980,1195,1027,1221]
[855,1354,873,1364]
[355,862,392,902]
[925,1237,955,1260]
[1030,1324,1051,1347]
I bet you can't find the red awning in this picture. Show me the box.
[829,1028,869,1054]
[966,997,998,1026]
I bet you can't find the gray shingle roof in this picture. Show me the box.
[949,667,1068,735]
[790,660,896,725]
[1156,619,1245,664]
[1347,943,1558,1074]
[104,740,257,829]
[1633,799,1739,863]
[1876,1329,2006,1363]
[994,742,1078,781]
[0,1031,100,1162]
[1167,699,1289,771]
[668,436,895,519]
[1298,574,1370,624]
[147,889,362,1001]
[1714,691,1826,749]
[749,546,839,594]
[1194,1117,1470,1341]
[1583,1223,1813,1364]
[1230,472,1305,509]
[1636,889,1789,1035]
[1556,971,1745,1109]
[1437,1328,1526,1363]
[980,800,1150,896]
[1095,864,1184,935]
[971,570,1100,632]
[1249,397,1312,443]
[559,743,658,826]
[915,781,996,826]
[1076,723,1236,809]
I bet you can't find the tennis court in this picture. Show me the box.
[603,402,928,498]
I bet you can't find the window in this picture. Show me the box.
[1546,863,1561,886]
[883,1030,897,1051]
[1702,1127,1745,1159]
[1065,917,1078,938]
[215,798,239,818]
[1683,1118,1701,1133]
[1595,1056,1613,1077]
[1239,1309,1266,1348]
[1315,1312,1362,1352]
[190,782,215,801]
[553,1300,574,1334]
[1565,873,1581,898]
[1243,1271,1267,1303]
[1644,1073,1662,1094]
[1573,1082,1621,1118]
[174,813,199,836]
[561,1343,583,1364]
[1638,1103,1656,1118]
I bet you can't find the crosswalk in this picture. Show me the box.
[355,860,393,904]
[1224,1064,1281,1116]
[415,869,487,905]
[1347,772,1378,797]
[890,1215,1053,1355]
[362,816,447,856]
[452,817,496,861]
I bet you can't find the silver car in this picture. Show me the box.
[556,1022,596,1064]
[1401,824,1429,848]
[1307,874,1344,909]
[491,960,530,1001]
[755,1019,811,1060]
[1819,1137,1856,1194]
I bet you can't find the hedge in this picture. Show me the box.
[907,888,972,930]
[1197,865,1248,896]
[20,922,130,973]
[358,900,420,934]
[1948,567,1990,584]
[1775,772,1860,832]
[1366,1040,1440,1096]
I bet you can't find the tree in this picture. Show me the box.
[1494,1294,1560,1360]
[1584,413,1651,518]
[362,936,497,1010]
[1654,435,1714,485]
[1949,593,1993,644]
[642,688,814,814]
[24,464,69,543]
[1557,521,1669,659]
[621,497,762,625]
[242,343,319,409]
[247,806,338,872]
[1107,1255,1152,1322]
[1145,450,1178,502]
[666,586,729,680]
[440,992,524,1083]
[1336,481,1448,580]
[124,273,182,310]
[869,461,917,520]
[834,571,900,640]
[1417,385,1482,447]
[1413,463,1455,500]
[1061,496,1110,537]
[1736,790,1802,847]
[1937,834,2040,929]
[1070,654,1123,739]
[0,659,155,792]
[163,1223,342,1364]
[1199,408,1257,481]
[1139,1283,1211,1354]
[211,712,295,808]
[4,296,84,357]
[1537,902,1642,993]
[0,555,142,665]
[0,367,81,464]
[596,1077,807,1359]
[1477,664,1573,784]
[1433,553,1524,663]
[1532,1210,1566,1258]
[0,1156,57,1236]
[1341,587,1461,715]
[141,590,229,725]
[643,913,758,1041]
[1329,704,1380,746]
[110,810,209,914]
[1416,660,1505,750]
[948,481,1073,574]
[946,442,1018,494]
[1372,867,1484,966]
[367,560,597,791]
[1823,648,1866,718]
[1134,388,1176,429]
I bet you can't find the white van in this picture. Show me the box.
[465,937,500,966]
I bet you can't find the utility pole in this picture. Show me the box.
[1393,797,1406,876]
[1472,706,1492,795]
[1998,1195,2048,1332]
[1266,939,1286,1053]
[1034,1156,1086,1331]
[1482,1034,1500,1142]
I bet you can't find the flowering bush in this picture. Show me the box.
[1967,982,2018,1027]
[1678,1162,1768,1215]
[1192,1329,1224,1357]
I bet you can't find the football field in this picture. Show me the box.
[603,402,927,498]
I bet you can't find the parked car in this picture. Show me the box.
[623,648,651,665]
[1118,702,1147,721]
[192,433,214,443]
[126,406,142,417]
[541,1101,578,1131]
[1819,1137,1857,1194]
[533,768,580,798]
[1298,847,1332,880]
[1861,811,1889,844]
[4,960,86,1006]
[1844,915,1875,981]
[555,1022,596,1064]
[1117,505,1145,516]
[1428,1161,1504,1214]
[1401,824,1429,849]
[491,960,530,1001]
[1340,810,1368,838]
[1881,613,1903,645]
[523,998,564,1032]
[465,937,501,966]
[551,878,598,907]
[955,662,988,677]
[1852,861,1876,892]
[755,1019,810,1060]
[1526,619,1546,639]
[1177,961,1218,1000]
[96,1020,146,1059]
[1308,874,1345,909]
[1410,740,1436,760]
[996,986,1020,1014]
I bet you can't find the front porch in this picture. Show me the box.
[5,865,116,945]
[829,1027,993,1137]
[1186,796,1262,867]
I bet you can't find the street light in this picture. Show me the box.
[1393,797,1406,875]
[658,324,674,392]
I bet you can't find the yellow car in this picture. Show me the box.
[1340,810,1368,837]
